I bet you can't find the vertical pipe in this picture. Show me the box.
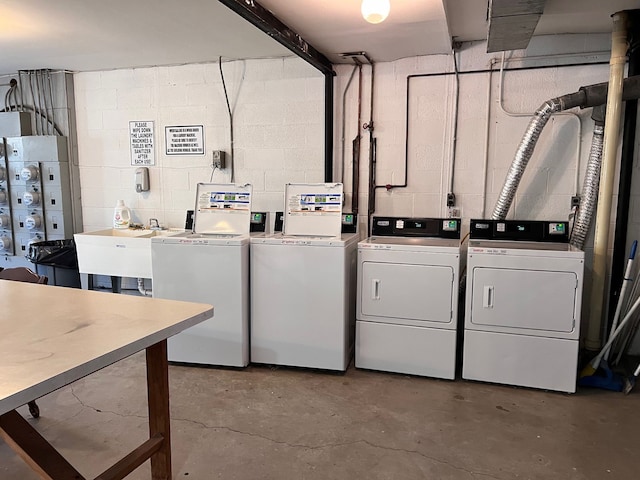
[609,9,640,330]
[340,65,358,185]
[352,64,363,216]
[324,72,334,182]
[366,59,376,235]
[47,70,55,135]
[481,61,496,219]
[17,71,24,113]
[27,72,38,135]
[586,11,629,351]
[36,70,46,135]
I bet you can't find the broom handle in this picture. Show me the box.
[605,240,637,361]
[596,294,640,366]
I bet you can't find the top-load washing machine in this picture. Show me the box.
[463,219,585,393]
[250,183,359,371]
[356,217,462,379]
[151,183,252,367]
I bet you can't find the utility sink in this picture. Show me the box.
[74,229,179,279]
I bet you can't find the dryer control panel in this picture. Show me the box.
[371,217,461,239]
[470,219,569,243]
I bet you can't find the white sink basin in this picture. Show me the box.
[74,229,180,279]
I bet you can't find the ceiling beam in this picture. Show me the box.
[216,0,334,75]
[487,0,546,53]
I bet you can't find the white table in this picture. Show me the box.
[0,280,213,480]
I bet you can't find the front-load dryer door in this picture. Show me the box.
[470,267,577,334]
[361,262,454,324]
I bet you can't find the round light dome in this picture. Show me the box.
[361,0,390,24]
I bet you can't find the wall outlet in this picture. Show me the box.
[446,192,456,207]
[212,150,226,169]
[448,206,462,218]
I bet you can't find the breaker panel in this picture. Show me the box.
[0,148,12,254]
[1,134,74,257]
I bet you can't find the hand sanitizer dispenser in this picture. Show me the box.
[135,167,150,193]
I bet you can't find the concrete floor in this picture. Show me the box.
[1,355,639,480]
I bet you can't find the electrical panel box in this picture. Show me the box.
[0,134,74,257]
[0,144,12,254]
[212,150,226,169]
[0,112,32,137]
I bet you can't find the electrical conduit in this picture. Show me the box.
[587,11,630,351]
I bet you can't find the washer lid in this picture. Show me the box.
[154,231,250,246]
[193,183,252,235]
[284,183,343,237]
[251,232,359,247]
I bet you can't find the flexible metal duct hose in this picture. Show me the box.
[570,123,605,249]
[491,99,562,219]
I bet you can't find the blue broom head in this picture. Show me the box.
[578,361,624,392]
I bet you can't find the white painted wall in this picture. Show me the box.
[335,37,613,231]
[73,57,325,232]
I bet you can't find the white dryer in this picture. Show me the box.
[356,217,462,379]
[151,183,252,367]
[463,219,585,393]
[250,183,358,371]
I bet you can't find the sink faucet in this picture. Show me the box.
[149,218,161,230]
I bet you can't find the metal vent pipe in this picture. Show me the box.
[491,75,640,221]
[587,11,630,351]
[569,105,605,250]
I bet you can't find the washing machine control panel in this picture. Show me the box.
[470,219,569,243]
[250,212,267,233]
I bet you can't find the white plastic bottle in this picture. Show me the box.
[113,200,131,229]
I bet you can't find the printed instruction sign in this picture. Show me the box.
[193,183,253,235]
[288,193,342,215]
[165,125,205,155]
[129,121,155,165]
[198,190,251,212]
[284,183,343,237]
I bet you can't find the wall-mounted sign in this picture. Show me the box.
[165,125,205,156]
[129,121,155,166]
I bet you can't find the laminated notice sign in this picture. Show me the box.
[284,183,343,237]
[288,193,342,214]
[129,121,155,165]
[193,183,252,234]
[165,125,204,155]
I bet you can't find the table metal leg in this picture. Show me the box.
[145,340,172,480]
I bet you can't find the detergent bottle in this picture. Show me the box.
[113,200,131,229]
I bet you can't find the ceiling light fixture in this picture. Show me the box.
[361,0,390,24]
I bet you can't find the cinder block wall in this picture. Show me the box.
[73,57,325,231]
